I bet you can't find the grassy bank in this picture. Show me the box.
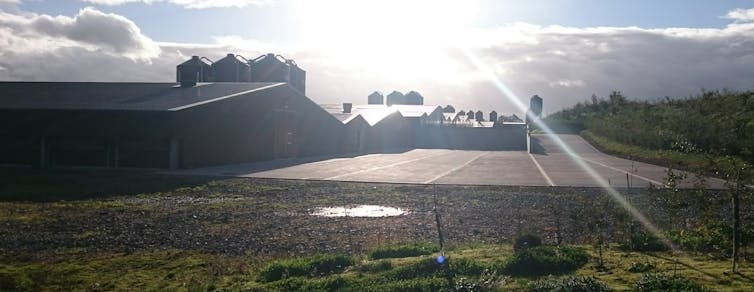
[581,130,752,182]
[2,244,753,291]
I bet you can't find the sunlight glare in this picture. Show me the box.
[295,0,477,83]
[459,47,677,250]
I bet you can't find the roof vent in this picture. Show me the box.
[342,102,352,113]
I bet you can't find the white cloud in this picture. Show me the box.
[83,0,272,9]
[0,7,160,60]
[0,0,20,14]
[724,8,754,22]
[1,6,754,115]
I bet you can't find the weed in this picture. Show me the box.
[369,242,439,259]
[634,273,708,291]
[503,246,589,277]
[257,254,354,282]
[528,275,613,292]
[514,234,543,253]
[620,232,668,252]
[627,262,655,273]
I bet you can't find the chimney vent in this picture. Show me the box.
[342,102,352,113]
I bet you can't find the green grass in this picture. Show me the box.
[581,130,752,181]
[0,168,214,202]
[2,244,752,291]
[0,250,253,291]
[369,242,439,259]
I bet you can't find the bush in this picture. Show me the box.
[621,232,668,252]
[514,234,543,253]
[634,274,708,291]
[627,262,655,273]
[664,223,750,256]
[386,257,487,281]
[369,242,439,259]
[257,254,354,282]
[528,276,613,292]
[356,260,393,273]
[503,246,589,277]
[376,277,447,291]
[266,275,350,291]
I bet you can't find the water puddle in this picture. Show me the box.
[311,205,407,217]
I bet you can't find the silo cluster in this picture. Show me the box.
[176,53,306,94]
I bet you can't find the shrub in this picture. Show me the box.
[257,254,354,282]
[503,246,589,277]
[369,242,439,259]
[627,262,655,273]
[514,234,543,253]
[356,260,393,273]
[266,275,350,291]
[386,257,487,281]
[621,232,668,252]
[528,276,613,292]
[634,274,708,291]
[376,277,447,291]
[665,223,739,256]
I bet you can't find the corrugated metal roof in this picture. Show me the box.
[0,82,284,111]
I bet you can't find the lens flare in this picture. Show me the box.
[459,47,675,249]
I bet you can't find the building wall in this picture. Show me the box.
[0,109,172,168]
[173,84,343,168]
[415,124,527,151]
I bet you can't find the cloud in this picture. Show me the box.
[0,0,20,14]
[1,6,754,115]
[0,7,159,60]
[83,0,272,9]
[724,8,754,22]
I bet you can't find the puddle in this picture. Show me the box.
[311,205,407,217]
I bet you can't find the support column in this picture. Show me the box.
[37,136,49,169]
[169,137,180,170]
[105,140,120,168]
[113,143,120,168]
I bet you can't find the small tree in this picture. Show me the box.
[663,166,687,229]
[723,159,750,273]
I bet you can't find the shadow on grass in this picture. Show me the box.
[736,272,754,283]
[646,253,720,280]
[0,167,217,202]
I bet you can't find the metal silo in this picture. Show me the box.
[211,53,251,82]
[368,91,384,105]
[286,58,306,94]
[489,110,498,123]
[404,91,424,105]
[386,91,405,106]
[475,110,484,121]
[176,56,212,87]
[250,53,289,83]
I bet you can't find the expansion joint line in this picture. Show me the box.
[529,153,555,186]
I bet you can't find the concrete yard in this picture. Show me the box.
[169,134,727,189]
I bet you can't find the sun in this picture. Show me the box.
[294,0,478,83]
[295,0,476,45]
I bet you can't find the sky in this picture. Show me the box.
[1,0,754,115]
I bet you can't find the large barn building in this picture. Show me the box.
[0,82,341,169]
[0,53,533,169]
